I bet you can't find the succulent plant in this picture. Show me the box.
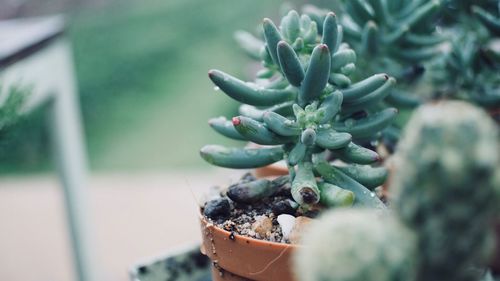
[295,102,500,281]
[428,0,500,109]
[432,33,500,108]
[391,101,500,281]
[201,10,396,208]
[336,0,443,74]
[298,1,447,148]
[442,0,499,24]
[329,0,445,110]
[295,208,417,281]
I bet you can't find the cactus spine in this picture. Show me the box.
[201,9,397,208]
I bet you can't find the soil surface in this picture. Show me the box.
[202,173,320,244]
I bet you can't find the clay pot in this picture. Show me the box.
[199,216,298,281]
[254,162,288,178]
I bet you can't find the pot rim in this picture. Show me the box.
[199,212,301,249]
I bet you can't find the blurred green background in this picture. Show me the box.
[0,0,322,172]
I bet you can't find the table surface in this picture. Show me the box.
[0,15,64,68]
[0,170,236,281]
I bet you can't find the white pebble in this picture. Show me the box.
[277,214,296,240]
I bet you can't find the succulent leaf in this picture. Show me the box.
[292,162,320,205]
[200,145,284,168]
[316,90,343,123]
[232,116,290,145]
[263,18,284,67]
[341,73,389,102]
[315,129,352,149]
[333,142,380,164]
[322,12,340,52]
[227,179,278,204]
[209,69,296,106]
[319,182,355,207]
[299,44,331,105]
[288,142,307,166]
[334,164,388,189]
[314,161,386,209]
[208,117,245,140]
[263,111,301,136]
[333,107,398,139]
[277,41,305,87]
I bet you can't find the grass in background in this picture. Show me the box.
[70,0,284,170]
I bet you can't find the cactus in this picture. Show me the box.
[201,10,397,208]
[391,101,500,281]
[295,208,417,281]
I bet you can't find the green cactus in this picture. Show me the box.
[295,208,417,281]
[201,10,396,208]
[391,101,500,281]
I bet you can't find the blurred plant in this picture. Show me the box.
[431,0,500,109]
[441,0,499,25]
[306,0,444,110]
[0,84,48,173]
[334,0,442,77]
[201,10,397,208]
[392,101,499,281]
[298,1,447,151]
[0,84,30,130]
[296,208,416,281]
[296,101,500,281]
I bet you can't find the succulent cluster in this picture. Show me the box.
[296,101,500,281]
[432,0,500,108]
[337,0,443,75]
[299,0,500,115]
[442,0,499,24]
[201,10,396,208]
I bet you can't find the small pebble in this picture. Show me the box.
[240,172,256,182]
[251,215,273,238]
[272,199,298,215]
[289,216,313,244]
[204,198,230,220]
[277,214,296,240]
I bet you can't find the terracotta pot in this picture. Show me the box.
[254,162,288,178]
[199,216,298,281]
